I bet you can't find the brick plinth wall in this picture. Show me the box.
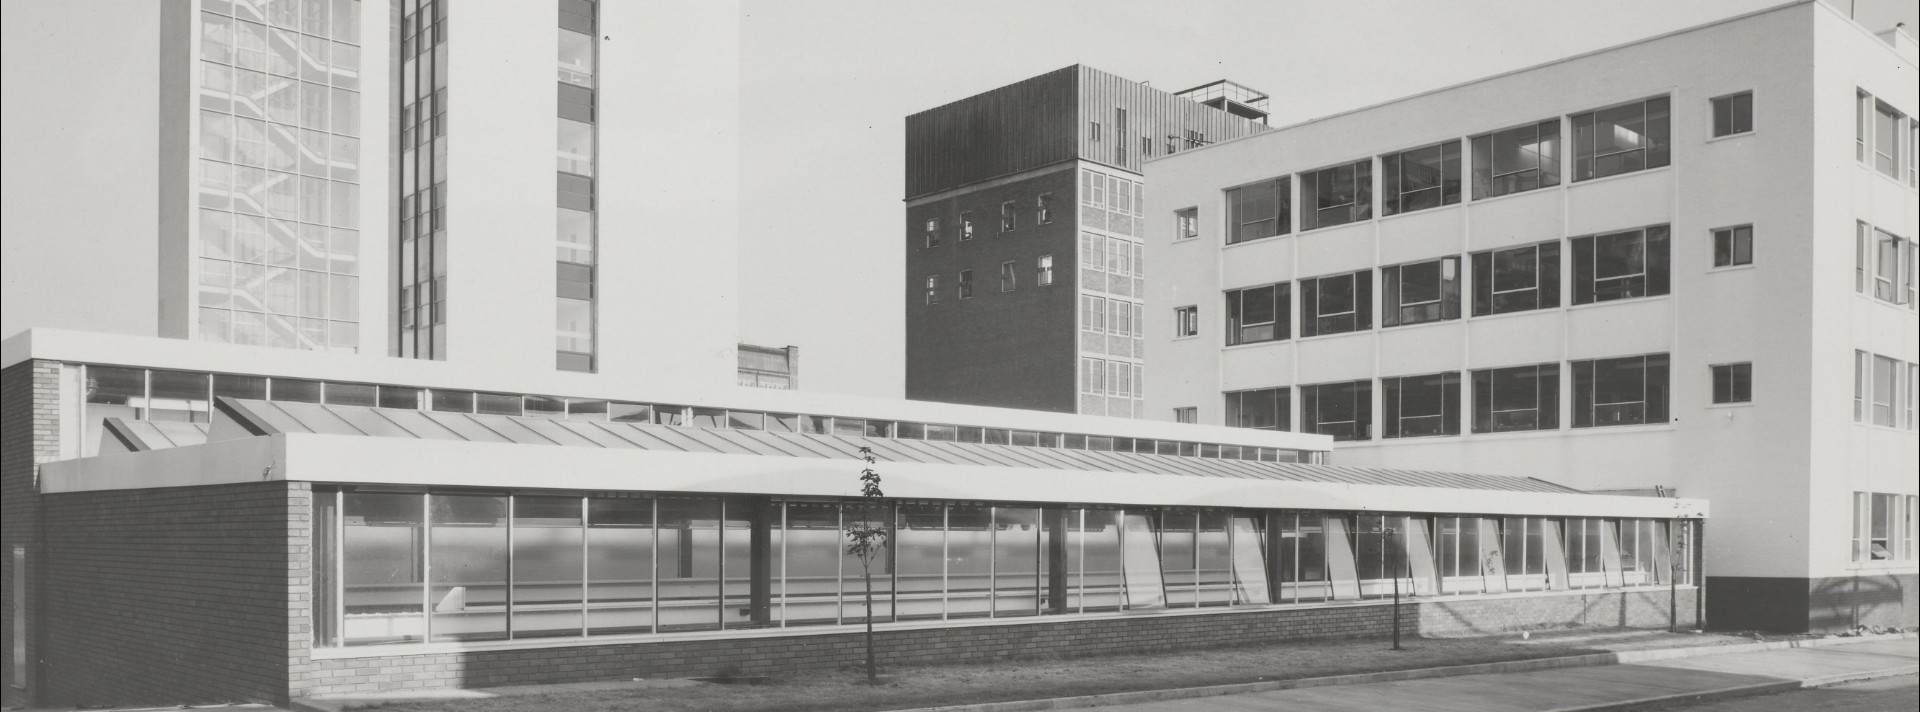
[38,481,307,708]
[303,587,1697,696]
[2,360,62,708]
[1810,572,1919,632]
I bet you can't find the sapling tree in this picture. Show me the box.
[844,447,889,683]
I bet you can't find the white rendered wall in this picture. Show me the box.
[1807,7,1919,581]
[445,0,739,395]
[1144,2,1917,581]
[0,1,164,340]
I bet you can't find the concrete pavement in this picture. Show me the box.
[1088,638,1916,712]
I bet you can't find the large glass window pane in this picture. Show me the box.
[1300,270,1371,337]
[720,499,763,629]
[1302,380,1372,441]
[780,502,842,626]
[1195,511,1235,606]
[586,497,654,635]
[147,369,211,423]
[1226,283,1289,345]
[558,117,594,176]
[894,504,945,621]
[993,507,1042,617]
[314,488,341,647]
[656,497,721,632]
[1225,387,1288,430]
[1300,160,1372,231]
[1573,354,1669,428]
[1574,97,1670,181]
[512,496,583,638]
[1120,512,1165,609]
[344,492,424,645]
[558,28,594,87]
[429,494,508,642]
[1473,364,1559,433]
[1157,511,1198,607]
[945,505,993,619]
[1383,372,1459,438]
[1472,120,1560,198]
[1225,177,1288,244]
[1383,257,1460,327]
[557,207,594,264]
[1073,510,1124,612]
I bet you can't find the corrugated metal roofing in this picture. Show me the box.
[191,398,1585,494]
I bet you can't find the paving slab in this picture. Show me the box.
[1090,637,1917,712]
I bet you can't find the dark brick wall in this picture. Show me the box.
[305,588,1690,695]
[905,167,1081,413]
[1,360,60,707]
[1808,572,1917,632]
[38,481,306,708]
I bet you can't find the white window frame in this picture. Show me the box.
[957,269,973,300]
[1037,193,1054,224]
[959,211,974,241]
[1000,201,1015,233]
[924,275,938,305]
[923,216,941,248]
[1037,254,1054,286]
[999,261,1016,292]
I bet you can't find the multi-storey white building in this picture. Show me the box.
[1145,0,1917,632]
[1,2,1717,708]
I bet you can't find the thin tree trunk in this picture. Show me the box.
[864,567,877,683]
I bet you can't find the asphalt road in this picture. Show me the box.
[1644,674,1917,711]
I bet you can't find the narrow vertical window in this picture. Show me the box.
[958,211,974,241]
[1872,101,1902,178]
[1854,350,1869,422]
[1858,91,1871,162]
[957,269,973,300]
[925,275,939,304]
[999,261,1016,292]
[923,216,941,248]
[1710,92,1752,137]
[1000,201,1016,232]
[1712,225,1753,267]
[1037,193,1054,224]
[1037,254,1054,286]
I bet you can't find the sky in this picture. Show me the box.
[734,0,1917,399]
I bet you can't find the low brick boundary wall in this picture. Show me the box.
[303,587,1698,696]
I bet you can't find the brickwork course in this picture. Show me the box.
[302,588,1697,696]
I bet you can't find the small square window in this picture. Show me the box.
[1175,207,1198,241]
[1173,407,1197,424]
[1175,306,1198,337]
[1711,363,1752,404]
[1711,92,1752,137]
[1713,225,1753,267]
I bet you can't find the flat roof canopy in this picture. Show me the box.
[43,399,1707,521]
